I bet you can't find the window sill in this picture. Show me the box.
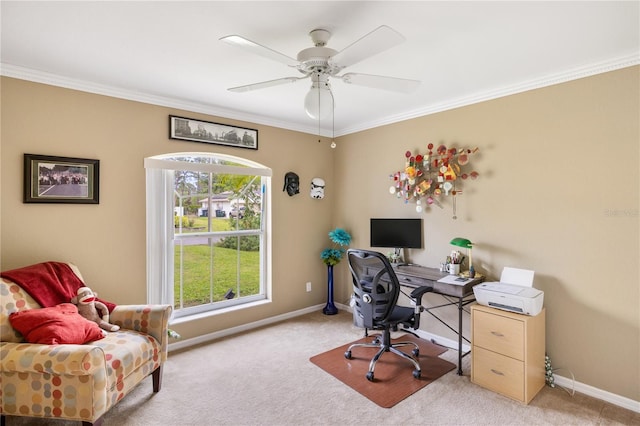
[169,298,271,325]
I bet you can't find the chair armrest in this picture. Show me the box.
[0,342,104,375]
[110,304,172,348]
[410,286,433,305]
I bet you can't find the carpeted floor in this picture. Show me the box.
[310,334,455,407]
[3,309,639,425]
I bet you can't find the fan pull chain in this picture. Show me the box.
[317,87,321,143]
[331,100,336,149]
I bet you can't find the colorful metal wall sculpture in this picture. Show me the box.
[390,143,480,219]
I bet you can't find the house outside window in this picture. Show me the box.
[145,152,271,319]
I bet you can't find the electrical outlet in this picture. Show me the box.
[306,282,312,292]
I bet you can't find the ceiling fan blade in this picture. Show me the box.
[228,76,306,93]
[220,35,299,67]
[330,25,405,69]
[339,73,420,93]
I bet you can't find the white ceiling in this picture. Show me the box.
[1,1,638,137]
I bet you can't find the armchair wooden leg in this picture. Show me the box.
[152,365,163,392]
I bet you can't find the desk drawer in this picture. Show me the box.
[473,310,524,360]
[396,274,431,288]
[472,346,524,402]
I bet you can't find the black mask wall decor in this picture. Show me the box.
[283,172,300,196]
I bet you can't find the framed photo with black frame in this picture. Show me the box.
[23,154,100,204]
[169,115,258,150]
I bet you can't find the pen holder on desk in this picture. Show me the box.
[447,263,460,275]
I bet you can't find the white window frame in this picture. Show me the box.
[144,152,272,320]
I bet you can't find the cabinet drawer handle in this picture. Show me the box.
[490,369,505,376]
[490,331,504,337]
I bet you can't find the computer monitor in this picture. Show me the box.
[370,218,423,261]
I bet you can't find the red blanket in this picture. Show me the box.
[1,261,116,312]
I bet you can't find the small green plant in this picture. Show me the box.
[174,215,189,228]
[545,354,555,387]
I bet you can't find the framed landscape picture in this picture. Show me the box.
[23,154,100,204]
[169,115,258,150]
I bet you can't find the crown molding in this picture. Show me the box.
[2,53,638,137]
[338,53,640,136]
[0,63,321,136]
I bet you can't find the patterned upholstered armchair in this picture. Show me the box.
[0,262,172,426]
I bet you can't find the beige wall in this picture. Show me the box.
[0,77,335,341]
[334,66,639,401]
[1,66,638,401]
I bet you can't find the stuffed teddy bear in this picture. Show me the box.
[71,286,119,332]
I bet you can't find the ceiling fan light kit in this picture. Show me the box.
[304,72,334,120]
[221,25,421,127]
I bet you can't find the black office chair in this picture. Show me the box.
[345,249,433,381]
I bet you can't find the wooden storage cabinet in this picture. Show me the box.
[471,304,546,404]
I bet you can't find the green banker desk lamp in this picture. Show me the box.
[450,237,475,278]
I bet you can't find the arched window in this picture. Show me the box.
[145,152,271,319]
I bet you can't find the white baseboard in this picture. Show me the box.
[408,328,471,353]
[553,373,640,413]
[170,302,639,414]
[168,303,325,352]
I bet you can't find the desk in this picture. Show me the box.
[392,264,484,375]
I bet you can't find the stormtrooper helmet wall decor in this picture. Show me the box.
[283,172,300,196]
[310,177,325,199]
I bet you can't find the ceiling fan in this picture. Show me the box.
[220,25,421,119]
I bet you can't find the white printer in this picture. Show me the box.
[473,267,544,316]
